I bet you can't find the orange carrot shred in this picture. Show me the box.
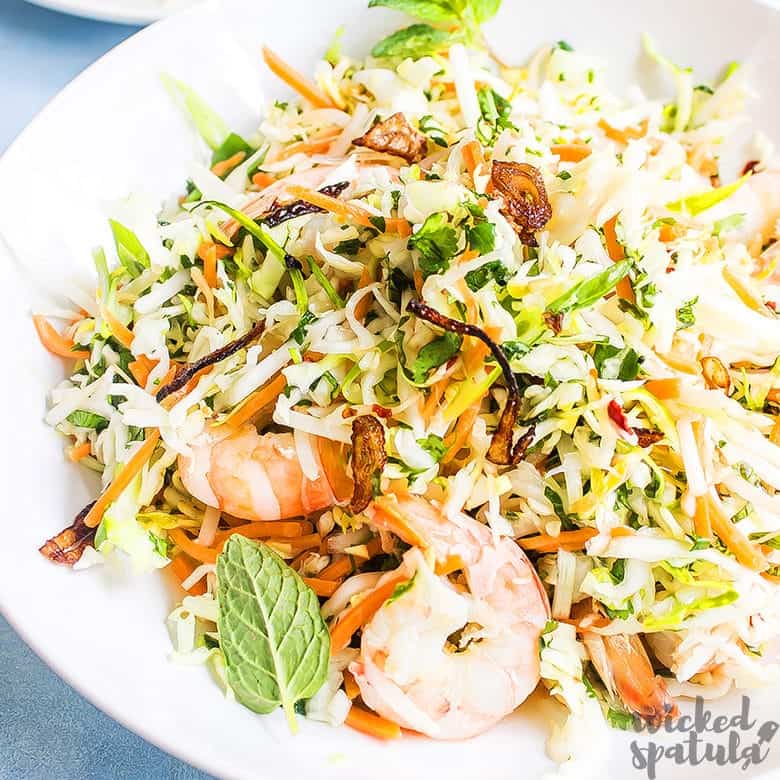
[705,493,767,571]
[644,378,682,400]
[210,150,247,178]
[330,574,408,651]
[303,577,341,597]
[354,264,375,321]
[551,143,592,163]
[198,241,219,289]
[345,705,402,740]
[251,171,276,189]
[33,315,90,360]
[262,46,334,109]
[343,669,360,700]
[603,215,635,303]
[169,553,207,595]
[169,527,218,565]
[598,118,649,144]
[214,520,313,543]
[222,374,287,429]
[67,442,92,462]
[319,555,354,582]
[517,527,598,553]
[83,430,161,528]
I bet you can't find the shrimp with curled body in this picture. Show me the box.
[179,422,350,522]
[347,493,550,740]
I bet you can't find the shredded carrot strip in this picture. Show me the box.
[644,378,682,400]
[369,497,426,548]
[210,150,247,178]
[441,403,480,465]
[413,269,424,296]
[318,438,354,503]
[319,555,354,581]
[551,143,592,163]
[610,526,635,539]
[190,266,215,321]
[272,129,342,162]
[262,46,334,109]
[343,669,360,700]
[354,264,375,321]
[434,554,465,576]
[261,533,322,552]
[215,520,313,542]
[83,430,161,528]
[598,118,649,144]
[422,376,449,420]
[345,705,402,740]
[603,215,635,303]
[169,553,207,595]
[33,315,90,360]
[693,495,712,540]
[330,574,408,651]
[518,527,598,553]
[761,571,780,585]
[169,527,218,564]
[461,139,484,179]
[198,241,219,289]
[303,577,341,597]
[251,171,276,189]
[285,185,411,237]
[658,224,679,243]
[222,374,287,429]
[706,493,767,571]
[102,307,135,349]
[67,441,92,462]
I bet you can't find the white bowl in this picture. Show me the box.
[2,1,780,777]
[24,0,193,25]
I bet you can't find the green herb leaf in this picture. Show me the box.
[556,40,574,51]
[368,0,460,24]
[109,220,150,275]
[548,259,632,314]
[148,532,169,558]
[408,212,459,277]
[476,87,516,146]
[465,221,496,256]
[371,23,453,58]
[291,310,318,345]
[592,344,642,381]
[470,0,500,23]
[419,114,449,148]
[161,74,229,151]
[607,708,636,730]
[66,409,109,431]
[618,297,650,326]
[325,25,345,65]
[211,132,252,169]
[675,296,698,330]
[333,238,362,256]
[417,433,448,462]
[411,331,462,383]
[369,215,386,233]
[464,259,511,291]
[217,536,330,731]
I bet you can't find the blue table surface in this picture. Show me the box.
[0,2,212,778]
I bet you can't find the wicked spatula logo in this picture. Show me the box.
[630,697,778,779]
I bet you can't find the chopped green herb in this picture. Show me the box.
[411,331,462,383]
[408,212,459,277]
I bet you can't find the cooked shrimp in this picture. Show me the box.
[582,630,679,726]
[348,493,550,739]
[178,422,345,521]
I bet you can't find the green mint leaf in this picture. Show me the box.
[465,221,496,256]
[557,170,572,181]
[217,536,330,732]
[411,331,462,383]
[464,259,511,291]
[368,0,460,24]
[548,259,632,314]
[371,23,453,59]
[109,219,150,276]
[476,87,516,146]
[675,296,698,330]
[417,433,448,462]
[408,212,459,277]
[66,410,109,432]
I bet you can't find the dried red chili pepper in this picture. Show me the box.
[407,299,535,465]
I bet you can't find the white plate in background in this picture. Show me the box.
[24,0,193,25]
[2,0,780,778]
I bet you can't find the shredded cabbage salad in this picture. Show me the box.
[35,0,780,761]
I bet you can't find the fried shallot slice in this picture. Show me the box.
[39,501,97,566]
[491,160,552,246]
[349,415,387,514]
[353,112,428,163]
